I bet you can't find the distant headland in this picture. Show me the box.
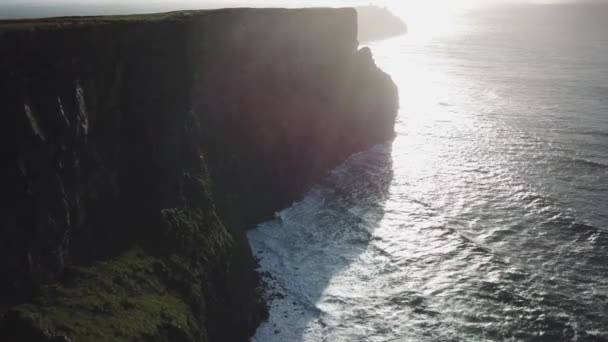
[356,6,408,43]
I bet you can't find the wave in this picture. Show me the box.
[570,221,608,245]
[571,157,608,170]
[544,151,608,171]
[578,130,608,138]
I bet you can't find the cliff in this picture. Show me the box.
[0,8,398,342]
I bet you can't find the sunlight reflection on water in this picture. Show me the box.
[251,4,608,341]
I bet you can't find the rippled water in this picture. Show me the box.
[250,3,608,341]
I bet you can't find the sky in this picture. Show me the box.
[0,0,585,5]
[1,0,605,20]
[0,0,476,20]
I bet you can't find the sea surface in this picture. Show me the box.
[249,3,608,341]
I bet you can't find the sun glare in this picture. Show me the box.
[383,0,477,39]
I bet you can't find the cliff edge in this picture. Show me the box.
[0,8,398,342]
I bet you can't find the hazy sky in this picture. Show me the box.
[2,0,604,8]
[0,0,590,4]
[1,0,605,21]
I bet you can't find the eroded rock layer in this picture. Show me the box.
[0,8,398,341]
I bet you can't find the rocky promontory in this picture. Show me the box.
[356,6,408,43]
[0,8,398,341]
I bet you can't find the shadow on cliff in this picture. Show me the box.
[248,143,394,341]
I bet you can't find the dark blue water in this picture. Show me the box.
[250,3,608,341]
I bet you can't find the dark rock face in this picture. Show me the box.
[0,8,398,342]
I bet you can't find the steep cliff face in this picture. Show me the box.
[0,8,398,342]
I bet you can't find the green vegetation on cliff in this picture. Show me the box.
[5,249,199,341]
[3,202,237,341]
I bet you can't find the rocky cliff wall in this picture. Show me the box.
[0,8,398,341]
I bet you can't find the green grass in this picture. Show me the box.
[10,248,201,341]
[5,202,236,341]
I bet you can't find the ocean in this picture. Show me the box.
[249,2,608,341]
